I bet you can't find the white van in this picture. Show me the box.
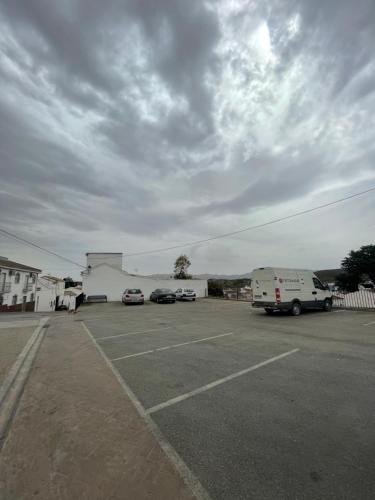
[251,267,333,316]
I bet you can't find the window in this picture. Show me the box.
[12,295,17,305]
[0,296,3,306]
[313,277,325,290]
[15,273,20,284]
[30,293,34,302]
[31,274,36,283]
[23,296,27,304]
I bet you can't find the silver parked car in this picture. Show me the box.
[175,288,196,301]
[122,288,144,305]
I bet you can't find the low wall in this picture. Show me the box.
[83,265,208,302]
[0,301,35,313]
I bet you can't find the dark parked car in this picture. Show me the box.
[150,288,176,304]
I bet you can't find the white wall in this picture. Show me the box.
[86,253,122,270]
[0,268,38,308]
[35,279,56,312]
[35,278,66,312]
[83,264,208,302]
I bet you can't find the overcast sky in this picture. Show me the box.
[0,0,374,279]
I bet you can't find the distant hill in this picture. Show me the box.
[315,269,341,282]
[148,273,252,280]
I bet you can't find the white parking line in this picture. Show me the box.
[111,332,234,362]
[96,327,171,341]
[146,348,300,415]
[363,320,375,326]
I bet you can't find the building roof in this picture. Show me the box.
[41,275,65,283]
[0,257,41,273]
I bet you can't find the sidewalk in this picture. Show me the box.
[0,316,195,500]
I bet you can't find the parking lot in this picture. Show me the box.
[79,299,375,500]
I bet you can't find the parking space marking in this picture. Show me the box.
[96,327,171,341]
[110,332,235,362]
[146,348,300,415]
[363,320,375,326]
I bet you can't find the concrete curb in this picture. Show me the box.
[0,316,49,449]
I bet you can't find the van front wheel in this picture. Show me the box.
[323,299,332,312]
[291,302,302,316]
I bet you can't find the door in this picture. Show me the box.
[22,295,27,312]
[312,277,326,307]
[0,272,6,292]
[252,269,276,303]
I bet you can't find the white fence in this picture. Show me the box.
[333,290,375,310]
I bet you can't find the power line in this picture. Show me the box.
[0,185,374,263]
[0,228,86,269]
[124,186,375,257]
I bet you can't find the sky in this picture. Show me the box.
[0,0,374,279]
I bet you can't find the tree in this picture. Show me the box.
[174,255,192,279]
[335,272,359,292]
[207,279,224,297]
[335,245,375,291]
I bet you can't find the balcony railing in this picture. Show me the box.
[23,283,34,293]
[0,282,11,294]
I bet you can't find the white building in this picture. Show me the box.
[35,276,65,312]
[0,256,41,313]
[82,252,208,302]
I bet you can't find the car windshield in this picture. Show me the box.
[160,289,173,293]
[127,289,141,294]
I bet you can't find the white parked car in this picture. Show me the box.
[175,288,196,301]
[122,288,144,305]
[251,267,333,316]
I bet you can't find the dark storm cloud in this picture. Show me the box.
[190,149,329,216]
[0,0,124,94]
[0,99,109,198]
[0,97,156,233]
[0,0,221,176]
[0,0,374,272]
[268,0,375,99]
[0,0,220,116]
[124,0,220,117]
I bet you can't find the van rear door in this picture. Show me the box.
[252,269,276,303]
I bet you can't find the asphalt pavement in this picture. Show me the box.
[80,299,375,500]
